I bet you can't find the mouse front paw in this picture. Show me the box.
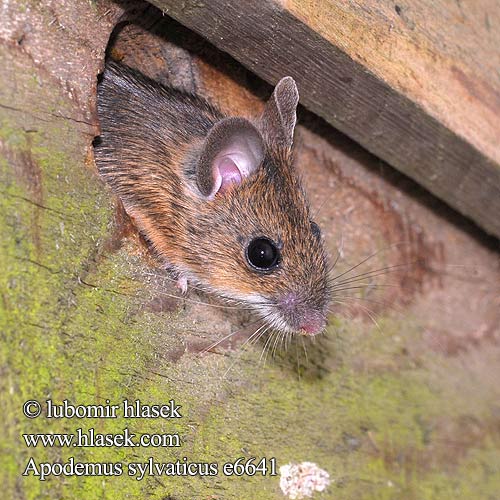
[176,274,188,295]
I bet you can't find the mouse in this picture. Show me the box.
[94,60,330,336]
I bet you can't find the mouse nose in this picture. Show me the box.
[278,293,326,335]
[298,311,326,336]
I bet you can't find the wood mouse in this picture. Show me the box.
[94,61,330,335]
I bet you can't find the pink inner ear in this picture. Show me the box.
[218,157,242,192]
[211,156,244,196]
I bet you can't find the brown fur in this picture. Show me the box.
[94,61,329,334]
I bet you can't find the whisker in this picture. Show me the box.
[328,261,419,287]
[330,284,401,294]
[198,317,264,356]
[329,242,412,282]
[329,293,405,315]
[222,324,270,378]
[347,301,382,333]
[261,329,278,364]
[300,335,308,364]
[148,288,255,310]
[327,235,344,273]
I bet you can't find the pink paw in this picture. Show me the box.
[176,275,188,294]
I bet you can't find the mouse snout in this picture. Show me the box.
[297,310,326,336]
[278,293,327,336]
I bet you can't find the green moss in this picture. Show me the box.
[1,43,499,500]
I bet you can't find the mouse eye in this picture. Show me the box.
[246,237,280,272]
[311,221,321,239]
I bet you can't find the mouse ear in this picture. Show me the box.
[196,117,264,198]
[261,76,299,148]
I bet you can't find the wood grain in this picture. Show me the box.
[2,2,500,498]
[150,0,500,240]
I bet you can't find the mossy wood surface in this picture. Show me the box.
[1,1,499,499]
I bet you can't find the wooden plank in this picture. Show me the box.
[2,2,500,498]
[150,0,500,240]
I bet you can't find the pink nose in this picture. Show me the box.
[299,312,326,336]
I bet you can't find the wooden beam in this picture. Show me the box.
[150,0,500,240]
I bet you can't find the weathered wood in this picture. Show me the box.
[151,0,500,240]
[1,1,500,499]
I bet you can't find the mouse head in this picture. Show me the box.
[186,77,330,335]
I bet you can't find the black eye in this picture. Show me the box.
[311,221,321,239]
[246,237,280,271]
